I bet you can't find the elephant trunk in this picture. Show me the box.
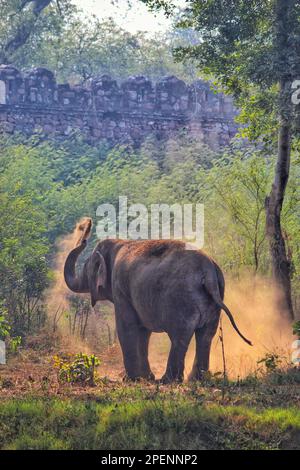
[64,240,89,293]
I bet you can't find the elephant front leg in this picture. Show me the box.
[114,295,153,381]
[116,316,141,381]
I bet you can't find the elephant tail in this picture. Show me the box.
[204,270,252,346]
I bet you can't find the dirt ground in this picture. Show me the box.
[0,342,299,411]
[0,343,123,399]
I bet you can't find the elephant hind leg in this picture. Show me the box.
[138,328,155,381]
[160,327,195,384]
[188,315,220,382]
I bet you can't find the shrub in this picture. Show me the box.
[53,353,100,386]
[293,321,300,339]
[257,353,282,373]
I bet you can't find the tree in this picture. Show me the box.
[263,1,297,321]
[0,190,49,335]
[0,0,71,63]
[13,15,194,83]
[141,0,300,320]
[0,1,197,82]
[205,152,270,274]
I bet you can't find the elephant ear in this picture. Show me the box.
[89,250,107,307]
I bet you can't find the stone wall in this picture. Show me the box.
[0,65,238,149]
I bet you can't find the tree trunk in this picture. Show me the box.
[265,0,295,321]
[265,83,294,320]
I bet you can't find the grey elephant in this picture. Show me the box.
[64,218,251,383]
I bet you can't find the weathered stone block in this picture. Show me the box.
[0,65,238,148]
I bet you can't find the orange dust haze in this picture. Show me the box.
[149,274,294,379]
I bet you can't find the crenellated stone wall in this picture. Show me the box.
[0,65,239,149]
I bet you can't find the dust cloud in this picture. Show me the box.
[45,218,93,353]
[207,275,293,378]
[149,274,294,379]
[47,218,91,316]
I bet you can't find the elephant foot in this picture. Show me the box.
[144,371,156,382]
[122,374,141,383]
[138,371,156,383]
[122,371,155,383]
[188,368,208,382]
[158,373,183,385]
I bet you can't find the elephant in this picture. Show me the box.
[64,218,251,383]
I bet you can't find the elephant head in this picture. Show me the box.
[63,218,109,306]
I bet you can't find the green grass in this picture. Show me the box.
[1,396,300,450]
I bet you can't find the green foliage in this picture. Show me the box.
[0,181,49,336]
[0,303,10,340]
[293,321,300,339]
[38,16,194,82]
[0,136,71,336]
[265,367,300,386]
[53,353,100,386]
[0,0,75,64]
[7,335,22,354]
[0,397,300,450]
[142,0,300,142]
[0,1,196,83]
[200,149,271,273]
[0,303,21,354]
[257,354,282,373]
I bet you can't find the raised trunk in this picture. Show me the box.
[64,241,89,293]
